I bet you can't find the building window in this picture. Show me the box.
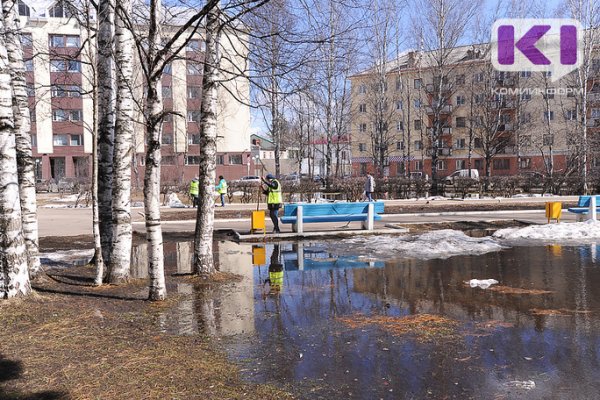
[31,134,37,147]
[186,39,205,52]
[395,78,402,91]
[474,72,484,82]
[456,159,466,169]
[358,143,366,152]
[187,111,201,122]
[456,75,465,85]
[543,134,554,146]
[474,138,483,148]
[229,154,243,164]
[185,156,200,165]
[20,33,33,47]
[521,92,531,101]
[493,159,510,170]
[358,84,367,94]
[30,109,36,123]
[50,59,65,72]
[53,134,69,146]
[188,134,200,145]
[543,88,555,100]
[18,0,30,16]
[520,113,532,124]
[565,110,577,120]
[49,35,80,48]
[52,109,82,122]
[474,93,484,104]
[25,59,34,71]
[414,160,423,170]
[70,134,82,146]
[414,79,422,89]
[162,86,172,99]
[187,86,202,99]
[396,121,403,131]
[414,140,423,150]
[519,158,531,169]
[358,104,367,113]
[475,159,484,169]
[456,95,465,105]
[396,100,403,110]
[161,156,176,165]
[437,160,447,170]
[359,123,367,132]
[520,135,531,147]
[51,85,81,97]
[161,134,173,145]
[455,117,466,128]
[49,1,74,18]
[520,70,532,78]
[396,141,404,150]
[187,63,203,75]
[26,84,35,97]
[49,35,64,48]
[544,111,554,121]
[413,99,421,108]
[455,138,466,149]
[163,63,172,74]
[414,120,421,130]
[216,155,224,164]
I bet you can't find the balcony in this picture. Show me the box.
[425,83,451,93]
[427,147,453,156]
[587,119,600,127]
[425,104,453,114]
[492,100,515,109]
[427,127,453,135]
[498,123,513,132]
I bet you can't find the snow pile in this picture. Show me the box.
[494,220,600,242]
[40,249,94,267]
[330,230,505,260]
[468,279,499,289]
[166,193,186,208]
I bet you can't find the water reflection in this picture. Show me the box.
[146,240,600,399]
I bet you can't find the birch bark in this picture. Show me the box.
[0,25,30,298]
[2,0,40,276]
[97,0,116,267]
[193,6,221,275]
[144,0,166,300]
[108,0,134,283]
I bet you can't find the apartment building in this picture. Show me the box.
[349,44,600,180]
[18,0,252,187]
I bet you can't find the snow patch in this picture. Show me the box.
[494,220,600,242]
[330,230,505,260]
[167,193,186,208]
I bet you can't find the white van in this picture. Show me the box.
[444,169,479,184]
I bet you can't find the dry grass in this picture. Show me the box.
[488,286,553,295]
[530,308,593,317]
[337,313,459,343]
[0,292,292,400]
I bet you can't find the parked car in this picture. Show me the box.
[233,175,262,185]
[444,169,480,184]
[281,174,300,184]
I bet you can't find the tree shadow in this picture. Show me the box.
[0,355,69,399]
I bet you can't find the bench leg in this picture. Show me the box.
[297,206,303,233]
[361,203,374,230]
[590,197,597,221]
[577,214,585,222]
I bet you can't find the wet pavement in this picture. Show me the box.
[43,235,600,399]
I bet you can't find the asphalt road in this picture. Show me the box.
[38,195,581,237]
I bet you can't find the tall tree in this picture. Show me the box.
[108,0,135,283]
[96,0,116,276]
[0,9,31,298]
[2,0,40,276]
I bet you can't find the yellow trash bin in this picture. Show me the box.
[252,246,266,265]
[545,202,562,223]
[251,210,266,234]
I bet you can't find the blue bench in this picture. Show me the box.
[567,195,600,221]
[281,202,385,233]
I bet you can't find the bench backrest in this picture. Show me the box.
[577,195,600,207]
[283,201,384,217]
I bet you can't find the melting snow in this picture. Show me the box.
[494,220,600,242]
[329,229,505,260]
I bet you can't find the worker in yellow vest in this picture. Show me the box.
[189,177,199,208]
[266,244,284,294]
[261,174,282,233]
[215,175,228,207]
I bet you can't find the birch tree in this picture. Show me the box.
[0,13,31,298]
[108,0,135,284]
[96,0,116,274]
[2,0,40,276]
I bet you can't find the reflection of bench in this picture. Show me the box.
[281,202,384,233]
[568,195,600,221]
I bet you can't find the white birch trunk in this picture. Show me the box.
[193,6,220,276]
[0,36,30,298]
[97,0,116,267]
[144,0,166,301]
[108,0,134,283]
[2,0,40,276]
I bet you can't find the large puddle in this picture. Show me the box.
[43,236,600,399]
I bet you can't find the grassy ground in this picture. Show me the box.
[0,270,293,400]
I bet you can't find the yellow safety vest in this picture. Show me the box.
[269,270,284,288]
[216,179,228,194]
[189,180,199,196]
[267,179,282,204]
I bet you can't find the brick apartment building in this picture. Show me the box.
[18,0,252,188]
[349,44,600,180]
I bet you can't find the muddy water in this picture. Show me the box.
[148,240,600,399]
